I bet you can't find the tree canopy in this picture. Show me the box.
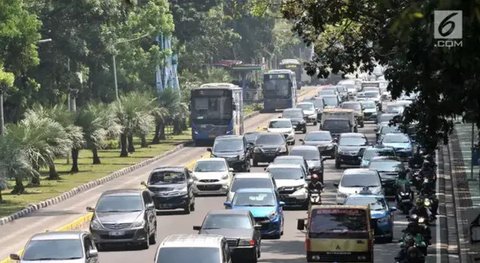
[282,0,480,151]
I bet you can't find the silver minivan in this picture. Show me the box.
[154,234,231,263]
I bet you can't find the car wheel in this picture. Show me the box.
[149,228,157,245]
[251,250,258,263]
[335,159,341,169]
[272,232,281,239]
[257,242,261,258]
[302,127,307,134]
[253,160,258,167]
[96,243,104,252]
[291,140,295,145]
[246,161,251,172]
[142,231,150,249]
[184,203,191,214]
[313,121,317,126]
[190,201,195,212]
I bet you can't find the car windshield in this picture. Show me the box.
[365,91,380,98]
[194,161,226,172]
[310,209,368,233]
[269,120,292,128]
[345,197,387,211]
[96,195,143,212]
[274,158,304,168]
[156,247,220,263]
[244,133,259,142]
[363,149,395,161]
[322,96,338,106]
[231,178,272,192]
[269,167,304,180]
[23,239,83,261]
[339,136,367,146]
[360,101,376,109]
[386,105,403,112]
[310,99,324,108]
[213,139,243,152]
[297,104,314,111]
[382,134,410,143]
[305,132,331,141]
[341,103,361,111]
[232,192,276,206]
[369,161,403,172]
[203,214,252,229]
[336,86,347,92]
[322,120,350,130]
[149,171,186,185]
[341,173,380,187]
[378,114,395,123]
[290,149,320,160]
[255,134,284,145]
[282,110,303,118]
[319,90,335,95]
[381,125,400,134]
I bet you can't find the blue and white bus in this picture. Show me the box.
[190,83,244,145]
[263,69,297,112]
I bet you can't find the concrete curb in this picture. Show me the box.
[0,142,189,226]
[0,110,263,226]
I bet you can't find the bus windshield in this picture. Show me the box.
[264,75,291,98]
[191,94,232,124]
[310,209,368,235]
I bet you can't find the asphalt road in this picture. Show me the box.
[96,95,442,262]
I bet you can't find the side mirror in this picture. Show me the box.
[333,183,339,188]
[471,225,480,243]
[254,224,262,230]
[229,168,234,172]
[87,248,98,258]
[193,226,202,231]
[10,254,20,261]
[299,139,304,143]
[141,181,147,186]
[86,207,95,212]
[297,219,306,230]
[224,201,232,208]
[146,203,155,209]
[207,148,212,152]
[279,201,286,207]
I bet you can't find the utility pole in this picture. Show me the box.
[113,55,119,100]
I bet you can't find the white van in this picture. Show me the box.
[154,234,231,263]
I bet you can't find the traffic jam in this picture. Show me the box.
[11,77,437,263]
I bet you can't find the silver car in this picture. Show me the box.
[10,231,98,263]
[192,158,233,196]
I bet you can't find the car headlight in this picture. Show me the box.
[238,154,245,161]
[337,192,348,199]
[221,174,229,180]
[174,187,188,196]
[424,199,431,206]
[377,216,390,224]
[192,174,198,181]
[277,146,287,152]
[90,219,103,230]
[131,219,146,228]
[254,147,261,153]
[268,211,278,220]
[418,217,426,224]
[300,120,306,124]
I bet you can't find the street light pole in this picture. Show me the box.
[113,55,119,100]
[0,84,5,136]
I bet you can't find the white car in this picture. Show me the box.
[10,231,98,263]
[227,172,277,201]
[267,118,295,145]
[266,164,309,208]
[191,158,233,196]
[296,102,318,125]
[335,168,383,204]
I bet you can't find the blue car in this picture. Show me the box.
[379,133,413,161]
[224,188,284,239]
[345,192,396,242]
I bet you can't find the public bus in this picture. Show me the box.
[190,83,244,145]
[297,205,374,262]
[279,59,303,88]
[262,69,297,112]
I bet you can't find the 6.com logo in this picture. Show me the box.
[434,10,463,48]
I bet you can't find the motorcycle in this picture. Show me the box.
[418,194,438,221]
[308,189,322,205]
[395,243,426,263]
[400,232,428,256]
[396,183,414,214]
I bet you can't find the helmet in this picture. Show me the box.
[311,174,319,181]
[415,198,424,207]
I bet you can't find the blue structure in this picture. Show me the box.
[155,33,180,92]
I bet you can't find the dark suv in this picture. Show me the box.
[142,166,196,214]
[282,108,307,133]
[321,118,355,139]
[87,189,157,250]
[252,133,288,166]
[208,135,252,172]
[335,133,370,168]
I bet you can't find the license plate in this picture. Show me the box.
[402,199,411,203]
[110,231,125,236]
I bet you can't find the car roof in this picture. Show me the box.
[101,189,144,196]
[269,118,290,122]
[235,188,275,193]
[152,166,185,172]
[297,101,314,105]
[206,210,251,216]
[342,101,360,105]
[257,132,283,137]
[267,163,303,169]
[234,172,271,178]
[370,156,401,162]
[30,231,87,241]
[383,132,408,137]
[291,145,319,151]
[215,135,243,140]
[283,108,302,112]
[373,145,395,150]
[275,155,304,160]
[346,194,386,200]
[195,158,226,163]
[306,130,330,135]
[310,204,370,210]
[160,234,224,248]
[245,131,260,135]
[343,168,377,175]
[340,133,365,137]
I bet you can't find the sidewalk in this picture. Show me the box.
[449,122,480,262]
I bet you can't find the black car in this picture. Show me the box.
[193,210,261,263]
[368,156,405,197]
[282,108,307,133]
[335,133,370,169]
[299,131,336,159]
[289,145,325,183]
[87,189,157,250]
[208,135,252,172]
[252,133,288,166]
[321,118,355,139]
[142,166,196,214]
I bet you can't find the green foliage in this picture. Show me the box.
[0,68,14,88]
[282,0,480,152]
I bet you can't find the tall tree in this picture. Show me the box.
[282,0,480,152]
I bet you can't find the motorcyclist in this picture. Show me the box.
[419,161,437,182]
[409,198,432,221]
[308,174,324,193]
[395,170,410,189]
[396,235,424,263]
[409,148,424,169]
[419,185,438,217]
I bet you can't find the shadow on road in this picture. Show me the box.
[261,239,305,256]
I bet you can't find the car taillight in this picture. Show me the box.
[249,239,256,246]
[306,238,311,250]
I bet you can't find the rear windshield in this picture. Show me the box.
[256,134,284,145]
[363,149,396,161]
[322,96,338,106]
[268,167,304,180]
[269,120,292,128]
[290,149,320,160]
[341,173,380,187]
[297,103,314,111]
[322,120,349,130]
[309,209,368,236]
[157,247,220,263]
[23,239,83,261]
[231,178,273,192]
[203,214,252,230]
[305,132,331,141]
[341,103,361,111]
[283,110,303,118]
[368,161,403,172]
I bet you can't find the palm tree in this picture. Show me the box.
[156,88,183,138]
[151,105,169,144]
[172,102,189,135]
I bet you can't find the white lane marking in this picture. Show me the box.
[436,149,441,263]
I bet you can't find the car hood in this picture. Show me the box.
[212,150,244,158]
[287,118,305,123]
[200,228,253,239]
[96,211,143,224]
[381,142,411,149]
[371,210,388,219]
[192,171,228,180]
[363,109,377,114]
[304,141,332,147]
[275,179,305,188]
[231,206,277,218]
[339,185,382,195]
[267,128,293,133]
[303,110,315,115]
[338,145,365,154]
[21,259,85,263]
[147,183,186,192]
[256,144,282,149]
[377,171,399,180]
[306,160,322,168]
